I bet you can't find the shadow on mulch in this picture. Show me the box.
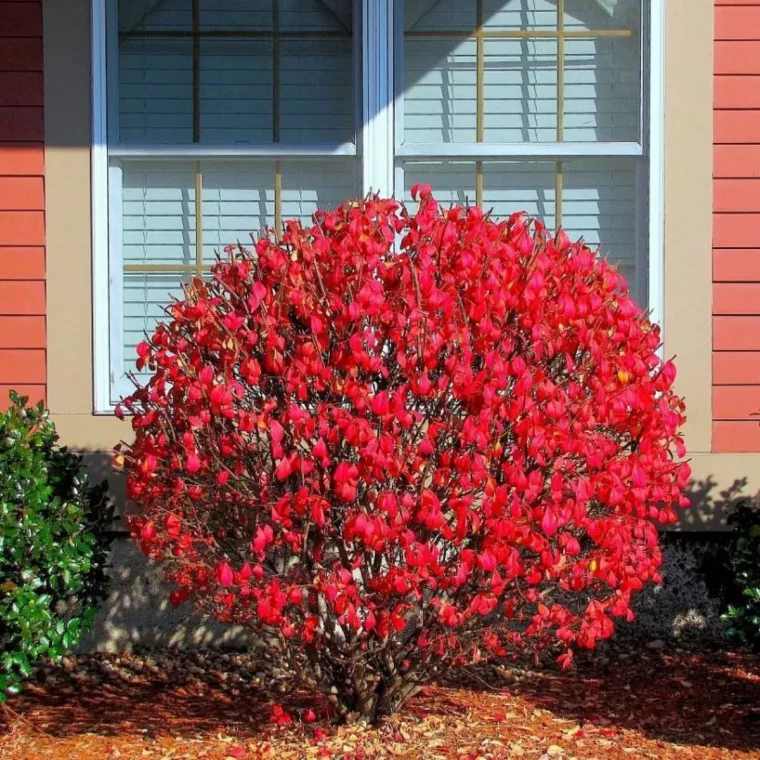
[3,645,760,754]
[455,645,760,754]
[0,658,323,741]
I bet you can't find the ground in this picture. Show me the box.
[1,643,759,759]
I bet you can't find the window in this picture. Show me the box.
[92,0,662,411]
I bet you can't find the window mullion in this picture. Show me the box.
[362,0,394,196]
[192,0,203,274]
[273,0,282,232]
[556,0,565,229]
[475,0,484,207]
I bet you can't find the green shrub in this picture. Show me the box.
[0,392,113,700]
[721,501,760,649]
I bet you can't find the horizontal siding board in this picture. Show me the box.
[0,279,43,314]
[0,142,43,175]
[714,420,760,452]
[715,316,760,350]
[713,213,760,247]
[714,179,760,212]
[713,6,760,451]
[714,351,760,383]
[714,111,760,144]
[0,3,41,37]
[0,2,44,397]
[0,176,42,209]
[0,210,43,244]
[0,72,42,106]
[716,6,760,40]
[715,43,760,75]
[714,249,760,281]
[0,314,43,347]
[0,348,44,384]
[715,144,760,178]
[714,283,760,314]
[0,246,43,278]
[713,385,760,419]
[0,37,41,71]
[0,106,43,140]
[0,383,43,409]
[714,75,760,108]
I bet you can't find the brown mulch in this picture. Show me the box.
[1,642,760,759]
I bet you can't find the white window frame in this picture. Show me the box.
[91,0,664,413]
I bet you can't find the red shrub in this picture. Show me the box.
[116,189,690,721]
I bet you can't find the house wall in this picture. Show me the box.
[713,0,760,452]
[0,0,45,409]
[28,0,760,531]
[22,0,758,649]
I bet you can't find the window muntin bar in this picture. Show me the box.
[401,0,640,146]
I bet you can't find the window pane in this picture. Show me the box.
[483,38,558,143]
[483,161,557,230]
[117,156,358,394]
[402,161,477,207]
[118,0,191,32]
[202,162,275,255]
[116,0,354,145]
[122,162,197,266]
[122,158,357,268]
[123,273,188,381]
[199,39,274,144]
[280,38,354,143]
[564,0,641,142]
[197,0,353,33]
[281,159,359,222]
[564,0,641,31]
[482,0,558,32]
[401,0,642,145]
[199,0,273,31]
[562,157,641,293]
[403,38,477,144]
[405,0,476,32]
[202,159,357,256]
[279,0,353,32]
[118,38,194,144]
[563,36,641,143]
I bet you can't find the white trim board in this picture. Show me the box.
[91,0,111,413]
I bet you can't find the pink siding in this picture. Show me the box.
[713,1,760,448]
[0,0,45,410]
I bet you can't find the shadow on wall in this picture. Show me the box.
[78,539,251,653]
[74,453,755,650]
[679,476,754,531]
[76,451,250,653]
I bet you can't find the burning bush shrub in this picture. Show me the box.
[116,189,689,721]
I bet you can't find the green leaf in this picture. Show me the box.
[0,392,114,700]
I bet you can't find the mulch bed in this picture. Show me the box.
[1,642,760,759]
